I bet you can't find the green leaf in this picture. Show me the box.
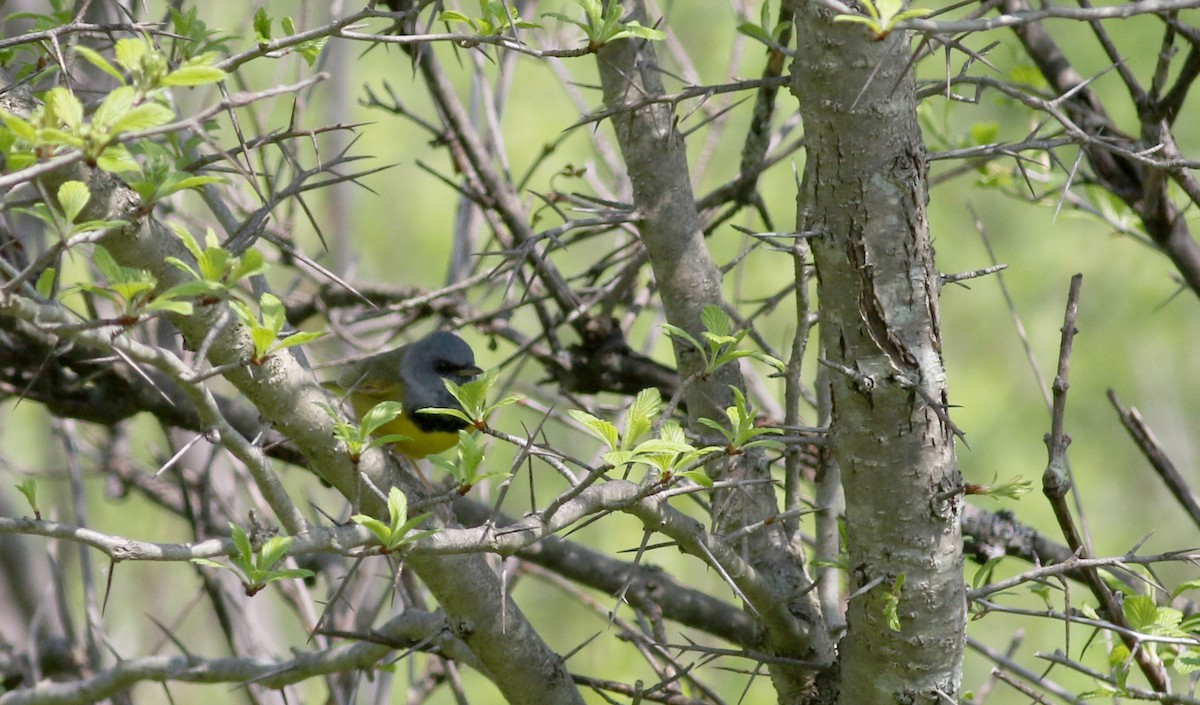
[679,469,713,488]
[190,558,227,569]
[253,8,272,44]
[1123,594,1157,631]
[360,401,405,438]
[230,523,253,560]
[1152,606,1184,634]
[351,488,435,551]
[737,21,773,45]
[1174,651,1200,675]
[269,568,315,581]
[92,245,126,281]
[883,573,905,631]
[35,268,57,299]
[92,86,136,131]
[386,486,409,531]
[439,367,515,425]
[697,416,733,442]
[602,449,635,467]
[892,8,933,23]
[623,388,662,447]
[541,11,584,31]
[392,514,435,547]
[876,0,902,22]
[14,478,38,513]
[352,515,394,545]
[832,14,882,31]
[229,247,268,283]
[113,37,148,74]
[144,297,193,315]
[57,180,90,223]
[73,45,125,84]
[0,110,37,141]
[606,22,665,42]
[272,330,325,352]
[1172,578,1200,599]
[162,65,227,86]
[295,37,327,66]
[44,86,83,131]
[436,431,492,485]
[259,292,285,332]
[155,174,226,200]
[1010,65,1049,90]
[568,409,620,450]
[96,144,140,173]
[110,102,175,135]
[743,438,786,451]
[440,10,473,23]
[257,536,292,571]
[662,323,705,359]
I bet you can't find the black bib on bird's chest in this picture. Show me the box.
[400,331,478,435]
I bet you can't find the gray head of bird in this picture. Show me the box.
[401,331,483,414]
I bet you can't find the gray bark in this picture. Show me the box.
[791,6,967,705]
[594,3,831,701]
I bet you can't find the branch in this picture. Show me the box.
[0,611,472,705]
[1108,390,1200,531]
[897,0,1200,34]
[1039,275,1170,692]
[0,296,308,534]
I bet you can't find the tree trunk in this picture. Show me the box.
[791,6,967,704]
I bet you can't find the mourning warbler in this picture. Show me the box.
[335,331,482,458]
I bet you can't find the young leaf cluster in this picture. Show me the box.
[964,474,1033,501]
[167,6,233,63]
[12,180,127,242]
[253,8,329,66]
[70,245,196,322]
[76,36,226,97]
[428,432,507,493]
[125,142,225,210]
[1109,594,1200,684]
[543,0,666,51]
[318,400,408,463]
[832,0,931,40]
[192,523,313,597]
[426,368,522,429]
[663,305,785,377]
[737,0,791,48]
[164,227,324,364]
[696,388,785,455]
[14,479,40,520]
[0,84,154,172]
[351,487,437,553]
[165,225,268,303]
[232,293,325,365]
[440,1,542,36]
[0,35,223,172]
[569,389,718,486]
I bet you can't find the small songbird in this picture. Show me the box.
[334,331,482,458]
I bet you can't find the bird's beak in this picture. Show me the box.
[462,365,484,378]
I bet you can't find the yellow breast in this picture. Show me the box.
[348,391,463,459]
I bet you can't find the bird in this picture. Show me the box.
[333,331,482,458]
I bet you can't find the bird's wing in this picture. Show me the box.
[337,345,409,397]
